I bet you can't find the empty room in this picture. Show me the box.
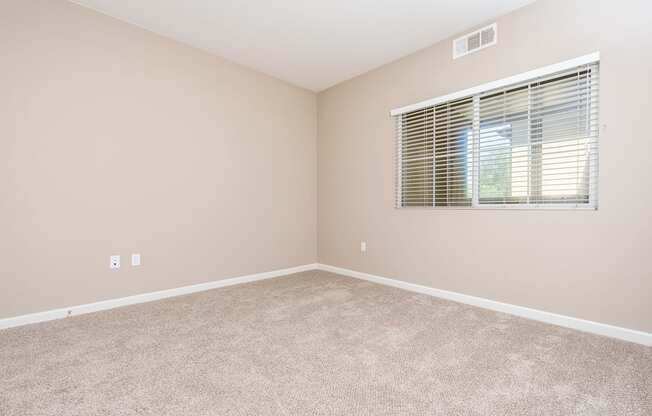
[1,0,651,414]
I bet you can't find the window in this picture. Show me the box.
[394,54,599,209]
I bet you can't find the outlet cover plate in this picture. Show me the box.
[110,255,120,269]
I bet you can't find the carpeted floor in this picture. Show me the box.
[1,270,650,415]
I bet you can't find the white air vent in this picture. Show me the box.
[453,23,497,59]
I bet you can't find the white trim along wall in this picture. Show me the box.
[316,264,651,347]
[0,264,318,331]
[2,262,650,347]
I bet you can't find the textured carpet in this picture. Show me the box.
[1,270,650,415]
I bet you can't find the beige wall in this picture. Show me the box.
[318,0,652,332]
[0,0,317,319]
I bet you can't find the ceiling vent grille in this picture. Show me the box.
[453,23,497,59]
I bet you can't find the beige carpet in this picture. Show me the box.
[1,270,650,415]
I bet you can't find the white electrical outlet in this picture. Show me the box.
[131,253,141,266]
[110,255,120,269]
[360,241,367,253]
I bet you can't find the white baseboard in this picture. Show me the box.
[317,263,652,347]
[0,263,318,331]
[4,262,649,347]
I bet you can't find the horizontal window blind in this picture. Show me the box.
[434,98,474,207]
[395,59,599,209]
[397,107,433,207]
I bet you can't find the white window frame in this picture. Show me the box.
[391,52,600,211]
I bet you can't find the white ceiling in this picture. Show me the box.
[71,0,535,91]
